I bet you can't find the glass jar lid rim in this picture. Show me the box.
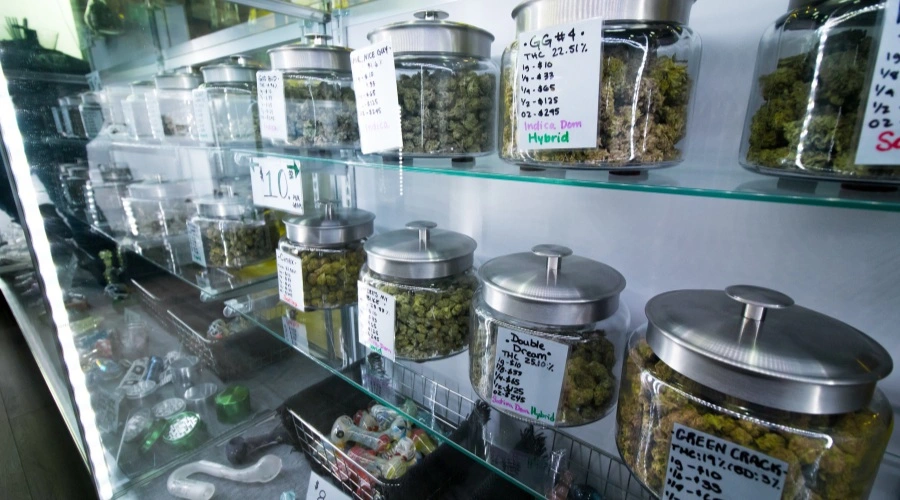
[511,0,697,28]
[364,221,476,279]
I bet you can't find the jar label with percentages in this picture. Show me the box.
[516,18,604,151]
[257,71,288,141]
[490,327,568,425]
[250,157,305,213]
[663,423,787,500]
[351,41,403,154]
[191,89,214,143]
[276,249,305,310]
[306,470,350,500]
[357,282,396,361]
[186,221,206,267]
[282,315,309,352]
[857,0,900,165]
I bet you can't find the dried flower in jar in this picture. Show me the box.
[283,79,359,148]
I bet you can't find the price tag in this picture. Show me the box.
[306,470,350,500]
[490,327,568,425]
[357,282,396,361]
[145,95,165,139]
[82,108,104,138]
[856,0,900,165]
[282,315,309,352]
[276,249,304,310]
[187,221,206,267]
[250,157,304,213]
[516,18,603,150]
[191,89,214,143]
[257,71,288,141]
[663,424,787,500]
[351,41,403,154]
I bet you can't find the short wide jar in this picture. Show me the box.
[189,194,279,269]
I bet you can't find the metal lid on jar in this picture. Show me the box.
[480,245,624,326]
[130,80,154,92]
[364,221,477,280]
[154,71,203,90]
[126,177,192,200]
[268,34,353,72]
[79,91,103,105]
[61,95,80,106]
[66,166,89,180]
[100,162,133,182]
[194,193,254,219]
[645,285,893,415]
[284,202,374,246]
[367,10,494,59]
[512,0,696,31]
[200,61,260,83]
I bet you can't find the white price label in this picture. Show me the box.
[276,249,305,310]
[516,18,603,150]
[351,41,403,154]
[282,315,309,352]
[250,157,305,213]
[257,71,288,141]
[192,89,214,143]
[82,108,104,138]
[357,282,396,360]
[663,424,787,500]
[187,221,207,267]
[856,0,900,165]
[306,470,350,500]
[490,327,568,425]
[145,94,165,139]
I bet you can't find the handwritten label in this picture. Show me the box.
[490,327,568,425]
[663,424,787,500]
[191,89,214,143]
[306,470,350,500]
[187,221,206,267]
[857,0,900,165]
[282,315,309,352]
[276,249,304,310]
[516,18,603,150]
[357,282,396,361]
[257,71,288,141]
[250,157,304,214]
[351,41,403,154]
[82,108,104,138]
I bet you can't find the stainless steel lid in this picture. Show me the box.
[80,91,103,105]
[194,194,253,219]
[268,34,353,72]
[284,203,374,246]
[364,221,477,280]
[127,178,192,200]
[512,0,696,31]
[200,62,259,83]
[480,245,625,326]
[367,10,494,59]
[645,285,893,415]
[154,71,203,90]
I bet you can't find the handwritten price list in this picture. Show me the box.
[276,249,305,310]
[490,327,568,425]
[282,315,309,352]
[357,282,396,361]
[256,70,288,141]
[250,157,304,213]
[350,41,403,154]
[516,18,603,151]
[663,424,787,500]
[857,0,900,165]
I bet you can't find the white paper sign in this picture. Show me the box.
[663,424,788,500]
[351,41,403,154]
[857,0,900,165]
[187,221,206,267]
[306,470,350,500]
[490,327,568,425]
[276,249,305,310]
[257,71,288,141]
[250,157,304,213]
[282,315,309,352]
[516,18,603,150]
[82,108,104,138]
[357,282,396,361]
[191,89,214,143]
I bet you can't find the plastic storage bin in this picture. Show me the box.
[188,193,279,269]
[199,60,262,145]
[152,71,203,141]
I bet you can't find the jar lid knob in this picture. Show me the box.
[317,199,338,219]
[304,33,332,46]
[405,220,437,247]
[531,244,572,276]
[725,285,794,321]
[413,10,449,21]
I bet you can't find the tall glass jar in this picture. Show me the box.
[58,96,85,138]
[123,81,156,139]
[367,11,498,158]
[123,178,194,240]
[617,285,894,500]
[740,0,900,184]
[500,0,700,169]
[87,162,134,237]
[62,166,89,211]
[359,221,478,360]
[199,60,262,145]
[470,245,627,427]
[152,71,203,141]
[78,91,105,138]
[267,35,359,150]
[278,204,374,310]
[188,193,278,269]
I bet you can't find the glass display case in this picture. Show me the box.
[1,0,899,499]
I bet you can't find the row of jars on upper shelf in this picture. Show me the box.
[56,0,900,184]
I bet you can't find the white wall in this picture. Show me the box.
[0,0,82,59]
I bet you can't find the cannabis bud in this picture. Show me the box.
[281,241,366,309]
[199,219,278,269]
[283,78,359,148]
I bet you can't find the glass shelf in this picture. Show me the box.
[236,148,900,212]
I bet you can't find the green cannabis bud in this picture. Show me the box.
[198,219,278,268]
[283,78,359,148]
[281,241,366,309]
[127,201,187,239]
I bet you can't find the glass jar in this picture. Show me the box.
[267,35,359,150]
[188,193,278,269]
[367,10,498,158]
[103,83,131,127]
[123,178,194,240]
[740,0,900,183]
[278,203,374,310]
[59,96,85,138]
[617,285,894,500]
[123,81,157,139]
[86,163,134,237]
[199,61,262,145]
[152,71,203,141]
[78,91,105,138]
[359,221,478,360]
[470,245,627,427]
[62,166,89,210]
[500,0,700,169]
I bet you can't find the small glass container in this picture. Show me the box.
[617,285,894,500]
[278,203,374,309]
[199,60,262,145]
[86,162,134,236]
[58,96,85,138]
[500,0,700,169]
[188,192,279,269]
[741,0,900,184]
[123,81,157,139]
[267,34,359,150]
[152,70,203,141]
[470,245,627,427]
[123,178,194,240]
[360,221,478,360]
[367,10,498,158]
[103,83,131,127]
[78,91,105,138]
